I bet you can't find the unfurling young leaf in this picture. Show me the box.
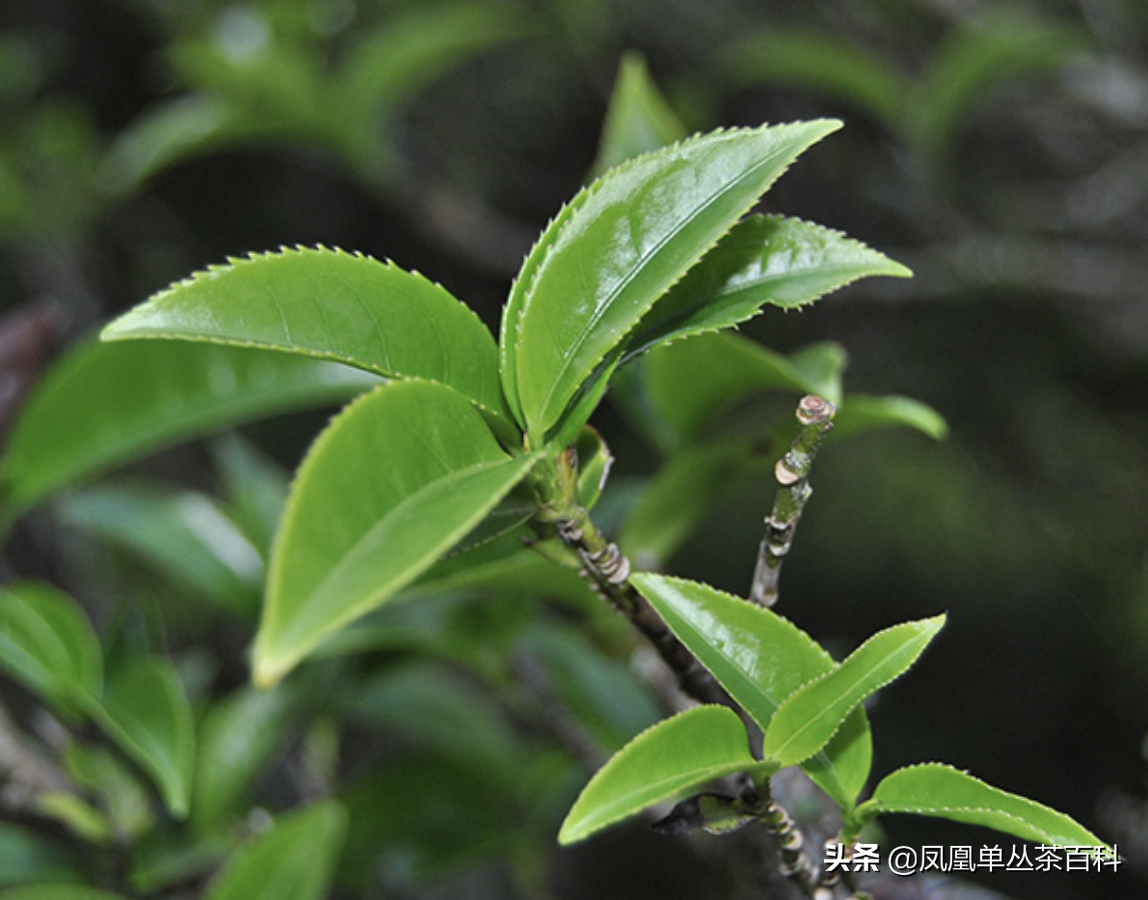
[505,120,843,443]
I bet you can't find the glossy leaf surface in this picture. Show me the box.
[254,380,538,686]
[0,338,376,525]
[624,215,910,361]
[858,763,1111,850]
[102,247,510,421]
[559,705,767,844]
[631,574,871,808]
[510,120,841,439]
[96,656,196,818]
[204,802,347,900]
[0,581,102,717]
[762,615,945,767]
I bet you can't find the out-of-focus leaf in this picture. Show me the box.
[59,481,262,618]
[762,616,945,767]
[855,763,1112,851]
[102,247,511,424]
[191,687,295,834]
[508,120,841,441]
[0,821,80,887]
[624,215,910,362]
[909,10,1090,162]
[253,381,539,687]
[620,438,763,568]
[0,338,376,526]
[631,574,871,809]
[832,394,949,441]
[722,29,907,127]
[0,581,102,718]
[592,52,687,175]
[33,793,111,844]
[643,332,847,446]
[203,802,347,900]
[210,434,290,559]
[63,743,152,841]
[559,705,766,844]
[95,656,196,819]
[0,886,131,900]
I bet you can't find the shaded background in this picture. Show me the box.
[1,1,1146,898]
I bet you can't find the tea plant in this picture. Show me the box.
[0,112,1115,898]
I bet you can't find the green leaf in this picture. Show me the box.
[856,763,1112,851]
[832,394,949,442]
[0,338,376,525]
[0,582,102,717]
[643,332,847,447]
[0,821,82,887]
[559,705,767,844]
[191,687,295,833]
[592,52,687,176]
[59,481,263,619]
[101,247,511,424]
[574,425,613,512]
[210,434,290,559]
[510,120,841,440]
[624,215,910,362]
[630,574,871,809]
[94,656,196,819]
[620,439,763,568]
[0,887,132,900]
[203,802,347,900]
[253,380,539,687]
[722,29,907,128]
[762,615,946,767]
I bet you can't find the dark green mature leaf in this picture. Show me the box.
[762,616,945,767]
[0,582,102,718]
[102,247,511,423]
[253,381,539,687]
[592,52,687,176]
[559,705,767,844]
[95,656,196,819]
[631,574,870,809]
[509,120,841,441]
[643,332,846,446]
[59,481,263,619]
[856,763,1111,850]
[203,802,347,900]
[0,338,376,526]
[624,215,910,361]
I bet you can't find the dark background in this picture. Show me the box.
[1,1,1145,899]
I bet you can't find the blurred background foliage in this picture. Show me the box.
[0,1,1146,899]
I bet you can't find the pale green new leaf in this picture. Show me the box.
[253,380,539,687]
[762,615,946,767]
[624,215,910,361]
[857,763,1111,851]
[511,120,841,440]
[0,339,376,526]
[102,247,511,423]
[204,802,347,900]
[559,705,766,844]
[95,656,196,819]
[0,582,103,718]
[631,574,871,809]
